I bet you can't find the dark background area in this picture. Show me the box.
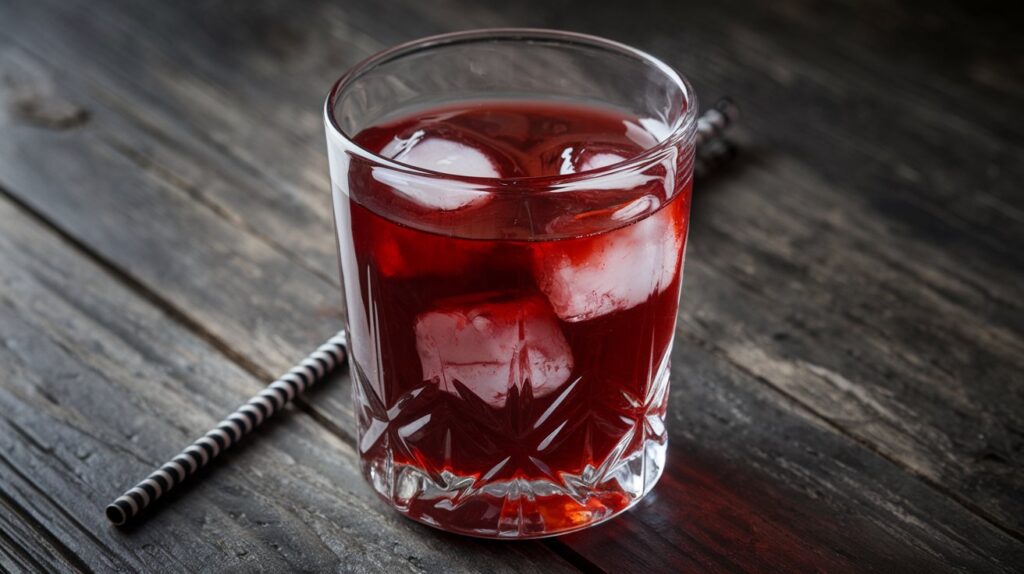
[0,0,1021,572]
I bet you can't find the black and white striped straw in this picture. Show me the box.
[104,98,738,527]
[694,98,740,179]
[696,97,739,147]
[105,332,348,526]
[695,137,739,179]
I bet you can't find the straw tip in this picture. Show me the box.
[106,503,128,526]
[714,97,740,123]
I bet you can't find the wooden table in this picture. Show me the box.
[1,1,1021,572]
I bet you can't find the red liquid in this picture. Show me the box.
[335,102,692,536]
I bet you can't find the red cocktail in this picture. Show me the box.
[326,30,697,538]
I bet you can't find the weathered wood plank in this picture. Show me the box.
[8,0,1022,521]
[0,36,1011,572]
[0,38,355,427]
[552,334,1024,572]
[0,196,577,573]
[0,0,1022,569]
[681,155,1024,526]
[0,491,77,574]
[6,0,1018,540]
[1,0,373,275]
[540,0,1024,251]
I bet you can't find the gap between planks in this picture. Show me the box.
[103,136,339,288]
[0,465,93,574]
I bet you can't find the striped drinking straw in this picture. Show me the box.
[105,332,348,525]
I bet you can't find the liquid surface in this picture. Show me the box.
[335,101,692,537]
[354,101,663,179]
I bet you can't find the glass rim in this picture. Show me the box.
[324,28,699,187]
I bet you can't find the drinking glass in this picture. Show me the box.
[325,29,697,538]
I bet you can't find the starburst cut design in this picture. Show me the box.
[353,281,673,535]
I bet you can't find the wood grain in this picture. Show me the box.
[553,334,1023,572]
[0,195,577,573]
[0,34,356,429]
[0,0,1021,570]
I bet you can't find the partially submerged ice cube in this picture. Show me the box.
[557,146,631,175]
[414,293,574,408]
[534,137,658,190]
[381,130,501,179]
[533,203,683,323]
[373,128,511,211]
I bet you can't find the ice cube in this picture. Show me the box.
[533,204,683,322]
[381,130,502,178]
[624,117,672,147]
[560,148,628,175]
[534,138,657,190]
[414,293,574,408]
[372,129,506,211]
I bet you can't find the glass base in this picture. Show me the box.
[364,435,666,538]
[353,338,674,538]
